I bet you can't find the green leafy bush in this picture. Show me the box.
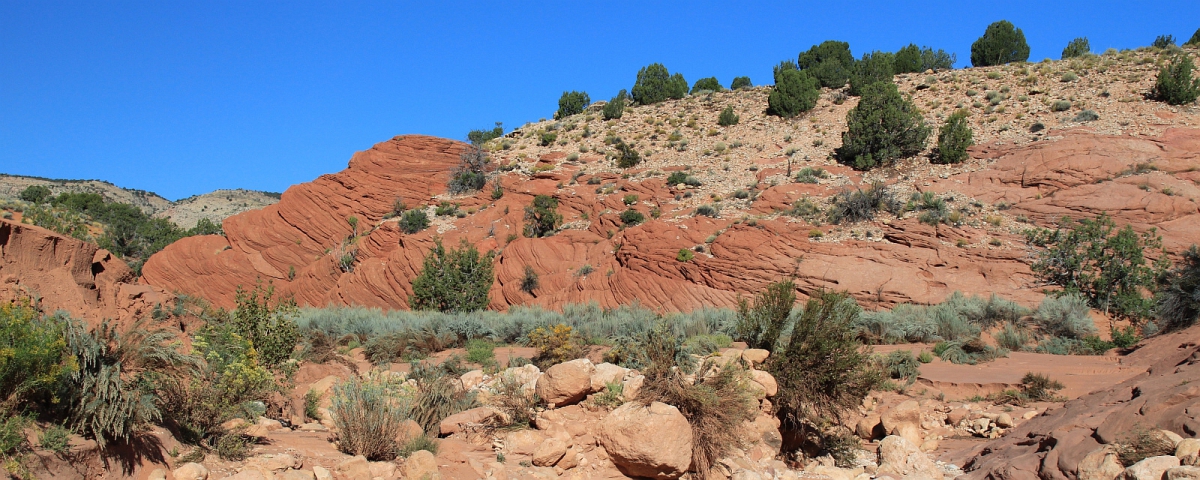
[467,122,503,145]
[1061,37,1091,59]
[730,76,752,90]
[1152,35,1176,49]
[1026,213,1166,319]
[398,209,430,234]
[38,424,70,454]
[835,82,930,170]
[690,77,722,93]
[826,183,901,224]
[894,44,922,74]
[631,63,687,105]
[540,131,557,146]
[0,302,71,415]
[304,389,322,421]
[399,435,439,458]
[848,51,895,96]
[734,279,796,351]
[1152,55,1200,106]
[409,239,494,313]
[970,20,1030,66]
[619,209,645,226]
[527,324,585,368]
[767,68,820,118]
[717,106,739,126]
[920,48,957,71]
[330,375,413,460]
[797,40,854,88]
[409,362,479,434]
[1188,28,1200,47]
[523,195,561,237]
[794,167,828,184]
[695,205,719,218]
[519,265,539,294]
[934,110,974,164]
[555,91,590,119]
[881,350,920,385]
[18,185,52,204]
[1157,245,1200,331]
[613,138,641,168]
[675,249,694,262]
[1033,293,1096,339]
[602,90,627,120]
[1020,372,1064,402]
[229,283,299,367]
[465,339,495,364]
[666,171,701,186]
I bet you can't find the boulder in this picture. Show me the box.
[244,417,285,438]
[1179,438,1200,466]
[398,419,424,444]
[856,415,883,440]
[996,413,1014,428]
[749,370,778,397]
[946,408,969,427]
[439,406,498,436]
[742,349,770,366]
[336,455,372,480]
[368,461,397,479]
[532,437,569,466]
[536,358,596,407]
[1079,446,1124,480]
[505,429,546,456]
[598,401,692,479]
[1169,467,1200,480]
[557,447,581,470]
[881,400,921,441]
[460,370,485,390]
[1162,431,1184,447]
[404,450,440,480]
[623,375,645,401]
[149,469,168,480]
[1123,456,1181,480]
[312,466,333,480]
[877,435,944,480]
[173,463,209,480]
[590,362,628,393]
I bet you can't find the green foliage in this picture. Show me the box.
[1157,245,1200,331]
[893,44,956,73]
[519,265,539,294]
[22,204,89,240]
[666,171,701,186]
[1111,325,1142,348]
[676,249,694,262]
[435,201,459,217]
[304,389,322,421]
[619,209,645,226]
[465,339,495,364]
[717,106,739,126]
[398,209,430,234]
[690,77,723,93]
[602,90,627,120]
[770,291,881,435]
[730,76,752,90]
[613,138,641,168]
[1152,55,1200,106]
[467,122,503,146]
[1061,37,1091,59]
[523,195,561,237]
[734,279,796,351]
[694,205,719,218]
[835,82,931,170]
[527,324,585,367]
[486,373,537,426]
[848,51,895,96]
[920,48,957,71]
[409,363,478,434]
[555,91,590,119]
[881,350,920,384]
[971,20,1030,66]
[917,350,933,363]
[1188,28,1200,46]
[1033,293,1096,339]
[539,132,557,146]
[330,375,413,460]
[0,415,28,458]
[1152,35,1176,49]
[797,40,855,88]
[630,63,687,105]
[855,291,1026,345]
[399,435,439,458]
[410,239,495,313]
[1020,372,1064,401]
[894,44,922,74]
[826,182,901,224]
[0,302,71,415]
[622,194,638,205]
[230,282,299,367]
[38,424,70,454]
[935,110,974,164]
[18,185,52,204]
[1026,213,1167,319]
[767,68,820,118]
[795,167,828,184]
[995,322,1033,351]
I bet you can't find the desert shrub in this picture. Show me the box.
[398,208,430,234]
[448,144,491,194]
[881,350,920,384]
[835,82,931,170]
[467,122,503,145]
[917,350,933,363]
[1188,28,1200,46]
[619,209,645,226]
[770,291,880,438]
[613,138,641,168]
[1073,110,1099,122]
[1111,325,1142,348]
[465,338,495,365]
[731,76,752,90]
[330,375,412,460]
[399,435,439,458]
[1033,293,1096,339]
[797,40,855,88]
[409,238,495,313]
[528,324,585,367]
[690,77,722,93]
[717,106,739,126]
[555,91,590,119]
[1152,35,1176,49]
[1051,100,1072,112]
[767,68,820,118]
[0,303,71,415]
[18,185,52,204]
[1027,213,1166,319]
[519,265,539,294]
[894,44,956,73]
[539,132,557,146]
[1152,55,1200,106]
[409,363,478,434]
[848,51,895,96]
[1157,245,1200,331]
[602,90,627,120]
[623,194,638,205]
[894,44,922,74]
[228,282,299,367]
[794,167,828,184]
[38,424,70,454]
[826,182,901,224]
[995,322,1033,351]
[695,205,719,218]
[1020,372,1064,401]
[1061,37,1091,59]
[631,63,687,105]
[1116,426,1176,466]
[304,389,322,421]
[676,249,694,262]
[935,110,973,164]
[920,48,956,71]
[666,171,701,187]
[734,279,796,351]
[485,373,537,427]
[589,381,624,409]
[523,195,561,237]
[971,20,1030,66]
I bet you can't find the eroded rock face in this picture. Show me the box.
[598,401,692,479]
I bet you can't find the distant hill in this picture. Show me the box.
[0,174,279,228]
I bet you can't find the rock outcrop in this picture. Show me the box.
[598,401,693,479]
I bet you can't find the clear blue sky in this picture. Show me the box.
[2,1,1197,200]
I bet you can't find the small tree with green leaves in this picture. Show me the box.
[690,77,722,93]
[894,44,922,74]
[467,122,503,146]
[734,279,796,351]
[768,68,820,118]
[18,185,52,204]
[399,209,430,234]
[848,51,895,96]
[920,47,957,71]
[1153,35,1176,49]
[613,139,641,168]
[717,106,739,126]
[229,282,299,367]
[730,76,752,90]
[1152,55,1200,106]
[602,90,627,120]
[523,195,561,238]
[409,238,494,312]
[1061,37,1091,59]
[555,91,590,119]
[631,63,687,105]
[1187,28,1200,47]
[934,110,973,164]
[797,40,854,88]
[1026,213,1168,320]
[971,20,1030,66]
[1156,245,1200,332]
[835,82,931,170]
[448,144,490,194]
